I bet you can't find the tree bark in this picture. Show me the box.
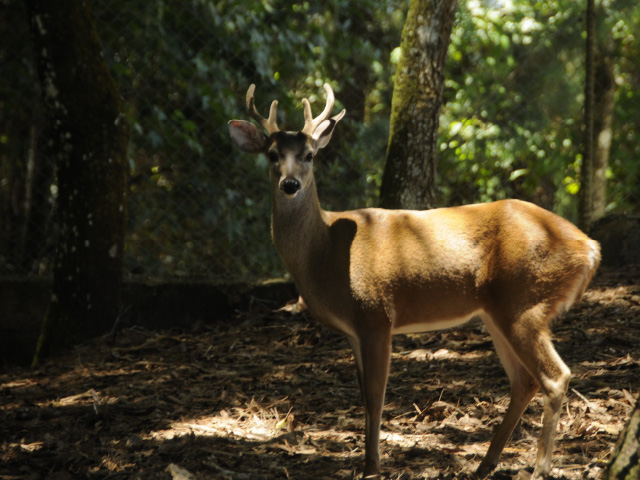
[379,0,457,210]
[606,397,640,480]
[592,48,616,220]
[579,0,596,231]
[26,0,128,364]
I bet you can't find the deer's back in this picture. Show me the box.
[315,199,599,332]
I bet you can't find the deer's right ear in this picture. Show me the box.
[228,120,268,154]
[312,109,346,150]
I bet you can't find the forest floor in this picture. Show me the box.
[1,266,639,480]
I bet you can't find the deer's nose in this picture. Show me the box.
[280,178,301,195]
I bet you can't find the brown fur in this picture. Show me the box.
[229,84,601,479]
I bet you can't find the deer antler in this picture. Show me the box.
[301,83,335,135]
[246,84,280,134]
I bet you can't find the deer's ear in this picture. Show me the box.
[228,120,268,154]
[312,109,346,149]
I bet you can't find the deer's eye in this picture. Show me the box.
[304,152,313,162]
[268,151,279,163]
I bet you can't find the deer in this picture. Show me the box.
[228,83,601,479]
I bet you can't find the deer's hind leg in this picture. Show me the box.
[477,305,570,479]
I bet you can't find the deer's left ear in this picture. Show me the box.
[228,120,269,154]
[312,109,346,149]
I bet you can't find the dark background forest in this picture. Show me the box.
[1,0,639,283]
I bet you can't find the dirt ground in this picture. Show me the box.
[1,266,639,480]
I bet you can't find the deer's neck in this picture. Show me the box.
[271,181,329,276]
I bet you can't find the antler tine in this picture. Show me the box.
[301,83,335,135]
[245,84,279,134]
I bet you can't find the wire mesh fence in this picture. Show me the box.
[1,0,638,282]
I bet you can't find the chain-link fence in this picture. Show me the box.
[1,0,639,282]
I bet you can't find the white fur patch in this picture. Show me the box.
[391,310,482,335]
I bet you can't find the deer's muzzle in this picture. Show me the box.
[280,177,301,195]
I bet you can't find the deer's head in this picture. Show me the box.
[228,84,345,198]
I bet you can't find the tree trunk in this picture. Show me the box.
[379,0,457,210]
[606,397,640,480]
[592,48,616,220]
[579,0,596,231]
[26,0,128,364]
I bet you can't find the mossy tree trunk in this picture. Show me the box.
[26,0,128,364]
[379,0,457,210]
[606,397,640,480]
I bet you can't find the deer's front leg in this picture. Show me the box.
[348,327,392,478]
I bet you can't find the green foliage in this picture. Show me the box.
[441,0,583,215]
[1,0,639,279]
[608,1,640,212]
[439,0,640,220]
[93,0,406,279]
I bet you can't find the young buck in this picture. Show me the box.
[228,83,600,479]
